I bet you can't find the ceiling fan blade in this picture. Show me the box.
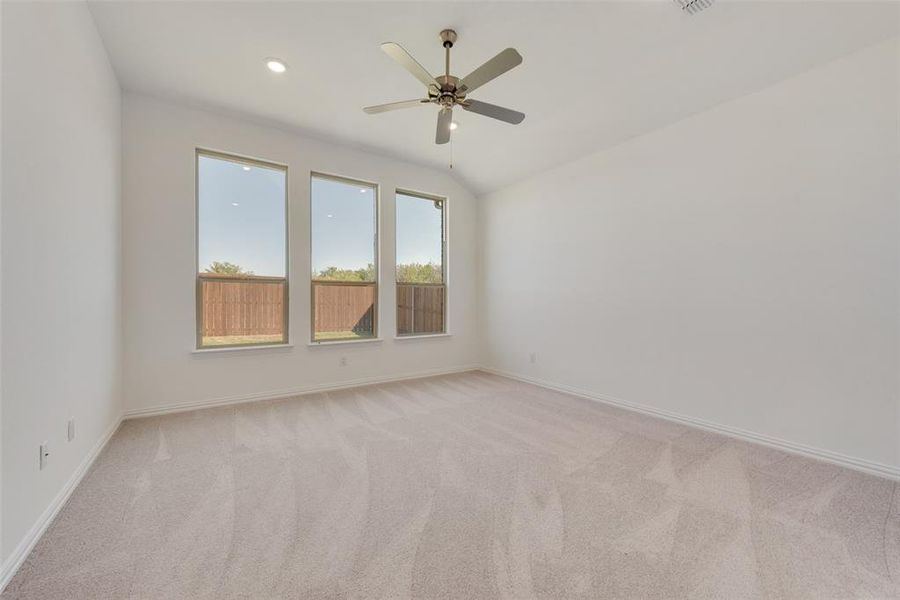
[363,99,430,114]
[381,42,439,89]
[435,107,452,144]
[458,48,522,95]
[462,100,525,124]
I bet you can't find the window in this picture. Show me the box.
[396,190,446,336]
[196,150,288,348]
[310,174,378,342]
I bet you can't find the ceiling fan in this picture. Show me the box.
[363,29,524,144]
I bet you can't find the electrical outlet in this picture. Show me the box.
[529,352,536,364]
[67,418,76,442]
[340,356,347,367]
[39,442,49,470]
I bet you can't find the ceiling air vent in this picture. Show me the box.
[675,0,714,15]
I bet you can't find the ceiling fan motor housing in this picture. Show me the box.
[435,75,463,107]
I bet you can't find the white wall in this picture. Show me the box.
[122,95,479,414]
[1,0,122,565]
[480,38,900,470]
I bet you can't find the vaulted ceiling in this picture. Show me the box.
[87,1,898,194]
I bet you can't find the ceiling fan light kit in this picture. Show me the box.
[363,29,525,145]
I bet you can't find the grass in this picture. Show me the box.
[313,330,373,341]
[201,334,285,347]
[201,330,374,346]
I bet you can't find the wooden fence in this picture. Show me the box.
[199,275,444,339]
[199,273,286,338]
[397,283,445,335]
[312,280,375,337]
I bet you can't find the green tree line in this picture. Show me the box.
[204,261,255,275]
[205,261,442,284]
[314,262,442,284]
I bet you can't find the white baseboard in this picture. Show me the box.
[480,366,900,481]
[123,364,480,419]
[0,414,124,593]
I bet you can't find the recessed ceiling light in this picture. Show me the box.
[450,122,458,130]
[242,166,251,171]
[232,202,240,207]
[327,214,333,218]
[266,58,288,73]
[359,188,367,193]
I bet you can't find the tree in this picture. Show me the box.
[315,263,376,282]
[396,262,442,284]
[312,262,442,284]
[205,261,254,275]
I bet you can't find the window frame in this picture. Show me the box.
[309,171,381,344]
[394,188,448,337]
[194,148,290,350]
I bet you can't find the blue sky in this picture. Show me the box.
[310,176,376,273]
[198,155,286,276]
[396,192,443,267]
[198,155,444,277]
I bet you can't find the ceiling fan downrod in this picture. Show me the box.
[441,29,456,80]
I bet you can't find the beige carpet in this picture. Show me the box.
[4,371,899,599]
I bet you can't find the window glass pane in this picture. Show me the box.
[396,193,443,283]
[197,153,287,347]
[198,155,286,277]
[311,175,377,341]
[396,192,445,335]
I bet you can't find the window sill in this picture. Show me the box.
[394,333,452,340]
[307,338,384,347]
[192,344,294,354]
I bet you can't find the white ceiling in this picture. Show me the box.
[88,1,898,195]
